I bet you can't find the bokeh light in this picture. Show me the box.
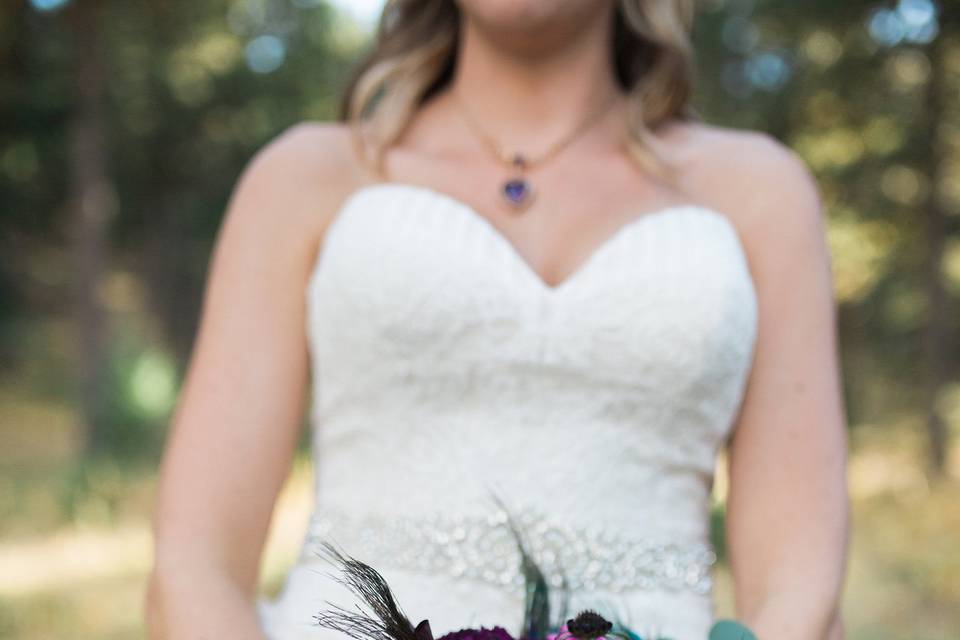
[744,49,792,90]
[128,351,177,420]
[245,34,287,74]
[868,0,940,47]
[28,0,70,12]
[327,0,385,27]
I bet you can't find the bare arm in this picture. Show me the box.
[723,136,851,640]
[145,123,350,639]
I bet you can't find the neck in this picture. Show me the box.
[445,7,626,155]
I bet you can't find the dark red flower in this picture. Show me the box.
[437,625,517,640]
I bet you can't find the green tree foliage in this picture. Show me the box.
[694,0,959,476]
[0,0,359,459]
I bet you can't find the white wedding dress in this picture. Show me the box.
[256,182,758,640]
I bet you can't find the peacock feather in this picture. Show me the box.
[312,538,435,640]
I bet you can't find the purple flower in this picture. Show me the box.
[436,625,517,640]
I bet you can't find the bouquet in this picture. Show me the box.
[309,495,756,640]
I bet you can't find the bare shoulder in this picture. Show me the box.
[217,120,370,270]
[670,121,824,226]
[240,121,363,221]
[266,120,361,177]
[206,120,369,284]
[665,121,828,272]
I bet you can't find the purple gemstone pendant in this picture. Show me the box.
[501,153,533,212]
[502,177,534,210]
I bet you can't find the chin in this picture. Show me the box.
[455,0,612,34]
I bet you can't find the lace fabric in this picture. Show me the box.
[257,183,759,640]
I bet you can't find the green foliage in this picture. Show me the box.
[0,0,359,466]
[96,326,179,461]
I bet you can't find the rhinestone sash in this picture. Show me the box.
[300,505,717,596]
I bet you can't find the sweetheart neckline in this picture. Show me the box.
[318,181,752,296]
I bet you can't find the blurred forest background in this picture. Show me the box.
[1,0,958,638]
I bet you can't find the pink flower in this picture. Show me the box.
[546,623,571,640]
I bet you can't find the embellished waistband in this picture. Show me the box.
[299,504,716,596]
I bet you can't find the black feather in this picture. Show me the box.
[312,538,428,640]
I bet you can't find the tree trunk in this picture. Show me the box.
[67,0,113,457]
[919,15,954,479]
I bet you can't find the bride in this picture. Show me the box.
[145,1,850,639]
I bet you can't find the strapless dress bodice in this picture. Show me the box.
[257,182,758,640]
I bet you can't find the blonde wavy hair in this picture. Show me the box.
[338,0,700,181]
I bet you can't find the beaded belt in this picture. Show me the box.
[300,505,716,595]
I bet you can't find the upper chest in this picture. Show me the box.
[371,141,734,292]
